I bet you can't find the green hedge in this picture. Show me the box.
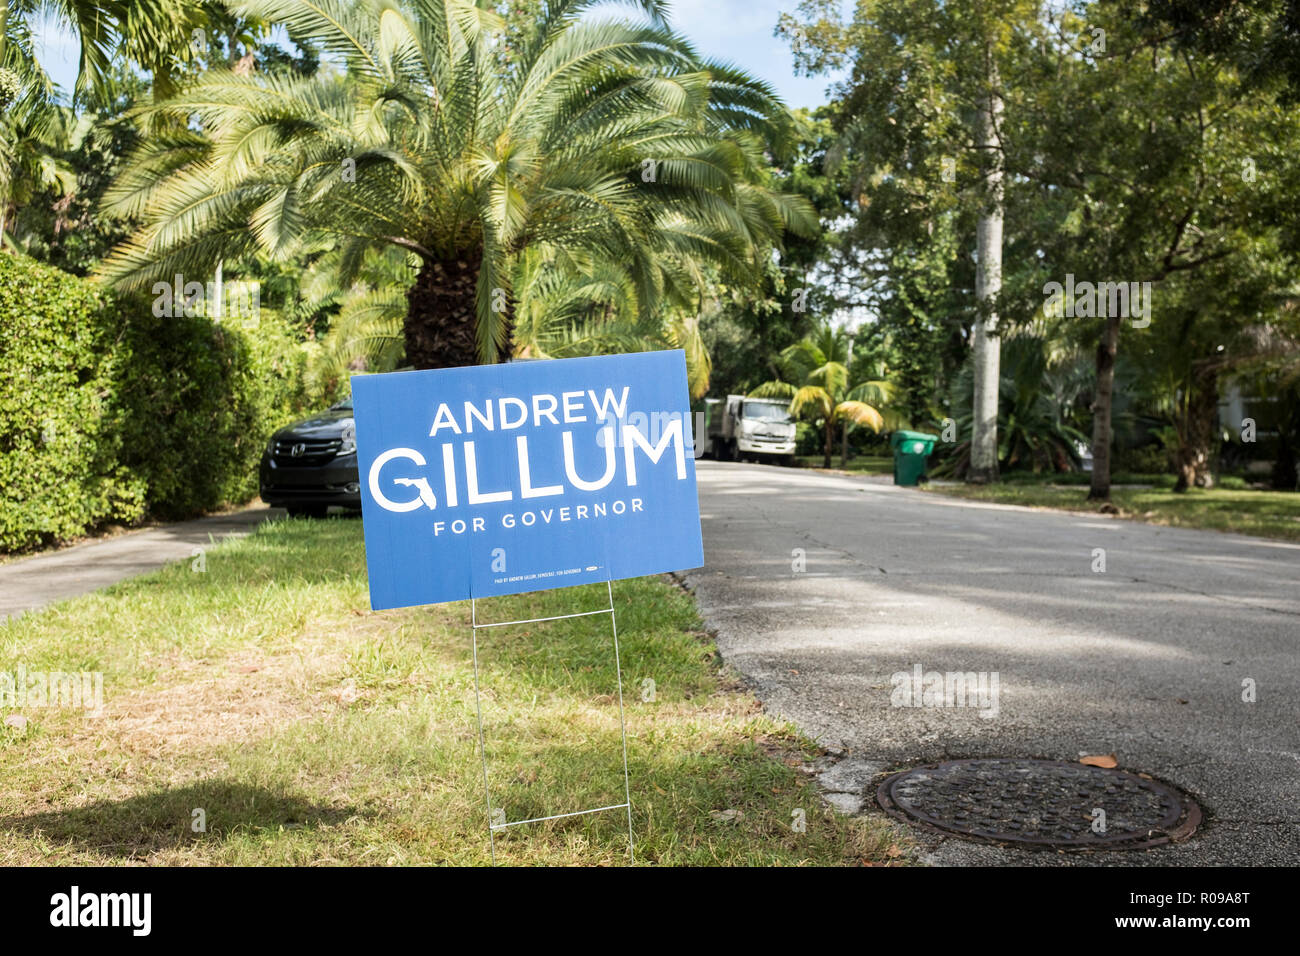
[114,297,307,519]
[0,255,306,552]
[0,254,141,548]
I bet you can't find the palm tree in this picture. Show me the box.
[751,323,895,468]
[934,334,1090,477]
[511,244,713,395]
[98,0,816,368]
[0,13,71,251]
[0,0,224,250]
[3,1,216,102]
[290,243,415,397]
[302,241,716,399]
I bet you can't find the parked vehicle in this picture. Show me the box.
[701,395,796,463]
[259,400,361,517]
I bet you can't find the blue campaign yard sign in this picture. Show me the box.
[351,350,704,610]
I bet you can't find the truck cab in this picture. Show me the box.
[703,395,796,463]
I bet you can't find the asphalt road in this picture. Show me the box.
[683,461,1300,865]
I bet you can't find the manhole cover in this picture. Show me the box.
[877,758,1201,850]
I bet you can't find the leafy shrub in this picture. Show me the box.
[932,336,1090,478]
[0,255,145,550]
[113,298,306,518]
[1113,442,1170,475]
[795,421,821,456]
[0,255,306,551]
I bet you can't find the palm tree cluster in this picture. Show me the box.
[97,0,817,374]
[751,323,898,469]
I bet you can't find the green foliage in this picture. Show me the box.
[513,245,715,396]
[751,322,897,465]
[781,0,1300,493]
[1141,0,1300,101]
[0,253,143,549]
[10,70,149,273]
[934,335,1090,477]
[775,2,1019,424]
[113,299,307,519]
[865,220,973,427]
[1114,443,1171,476]
[14,0,244,103]
[702,108,845,397]
[0,254,305,552]
[0,9,69,251]
[99,0,816,367]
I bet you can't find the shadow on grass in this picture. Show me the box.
[0,781,370,859]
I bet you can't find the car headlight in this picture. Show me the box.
[338,437,357,456]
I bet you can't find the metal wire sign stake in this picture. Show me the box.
[348,351,704,867]
[470,577,635,865]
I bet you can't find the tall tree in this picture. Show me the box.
[699,107,845,398]
[99,0,816,368]
[969,41,1004,482]
[0,5,64,251]
[778,0,1046,482]
[1007,0,1300,497]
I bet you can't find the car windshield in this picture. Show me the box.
[742,401,791,423]
[332,400,353,411]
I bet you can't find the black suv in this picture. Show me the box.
[259,400,361,517]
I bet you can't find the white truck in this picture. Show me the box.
[701,395,797,463]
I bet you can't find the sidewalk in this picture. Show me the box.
[0,505,281,621]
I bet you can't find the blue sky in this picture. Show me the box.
[30,0,842,110]
[664,0,842,108]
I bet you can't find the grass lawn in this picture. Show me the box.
[0,518,907,866]
[794,454,893,475]
[922,481,1300,542]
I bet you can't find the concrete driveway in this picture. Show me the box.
[0,505,282,622]
[683,461,1300,865]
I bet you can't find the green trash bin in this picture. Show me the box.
[890,430,938,486]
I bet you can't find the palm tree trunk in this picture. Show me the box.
[841,420,848,466]
[969,51,1004,485]
[823,417,833,469]
[404,250,493,369]
[1088,314,1121,500]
